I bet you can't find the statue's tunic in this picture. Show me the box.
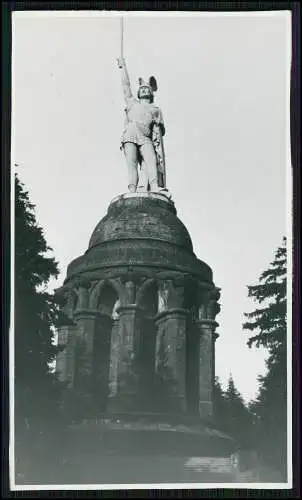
[121,97,165,148]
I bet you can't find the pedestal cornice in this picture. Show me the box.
[109,191,175,210]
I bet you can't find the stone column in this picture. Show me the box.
[155,308,188,413]
[195,319,218,420]
[107,305,142,412]
[108,318,120,399]
[72,309,114,417]
[92,312,113,412]
[212,331,219,389]
[138,315,156,405]
[73,310,97,395]
[185,318,199,415]
[56,324,77,387]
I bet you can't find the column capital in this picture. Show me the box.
[57,317,77,328]
[116,304,144,316]
[154,308,189,324]
[194,318,219,330]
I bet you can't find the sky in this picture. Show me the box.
[12,11,291,403]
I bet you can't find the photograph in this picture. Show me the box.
[11,9,292,490]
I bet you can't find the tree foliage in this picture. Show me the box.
[213,375,252,449]
[224,376,251,438]
[213,376,226,423]
[243,238,287,478]
[15,172,64,431]
[243,237,287,353]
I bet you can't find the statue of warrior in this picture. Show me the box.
[117,56,167,194]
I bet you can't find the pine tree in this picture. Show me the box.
[213,376,227,428]
[223,375,252,448]
[213,376,252,448]
[243,238,287,478]
[15,172,66,478]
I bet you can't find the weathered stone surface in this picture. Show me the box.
[56,193,223,454]
[107,305,141,412]
[65,195,213,284]
[89,194,189,248]
[155,309,188,412]
[195,319,218,419]
[56,325,77,387]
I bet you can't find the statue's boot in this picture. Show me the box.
[128,184,137,193]
[150,180,172,199]
[150,179,161,193]
[137,183,148,193]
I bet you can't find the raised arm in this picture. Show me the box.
[117,57,132,103]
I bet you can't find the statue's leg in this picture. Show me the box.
[137,162,149,192]
[123,142,138,192]
[140,142,159,192]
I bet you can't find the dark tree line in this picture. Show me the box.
[213,375,252,450]
[243,237,287,479]
[14,172,67,482]
[213,238,287,480]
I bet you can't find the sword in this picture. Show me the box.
[120,17,124,59]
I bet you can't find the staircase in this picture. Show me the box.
[185,456,235,473]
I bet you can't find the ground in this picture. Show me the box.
[14,423,284,486]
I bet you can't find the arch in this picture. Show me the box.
[94,282,117,315]
[157,281,168,313]
[76,285,90,310]
[112,299,121,320]
[89,278,125,310]
[107,278,125,302]
[196,285,220,320]
[66,289,79,316]
[136,278,157,307]
[136,278,158,317]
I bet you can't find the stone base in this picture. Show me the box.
[53,414,237,485]
[110,191,173,206]
[106,394,187,415]
[67,412,235,457]
[106,394,141,414]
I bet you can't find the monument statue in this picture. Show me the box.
[117,56,168,194]
[53,19,236,484]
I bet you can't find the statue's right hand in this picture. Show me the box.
[117,57,125,69]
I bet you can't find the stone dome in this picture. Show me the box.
[88,193,193,252]
[65,193,213,283]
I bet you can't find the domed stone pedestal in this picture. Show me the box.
[55,193,235,483]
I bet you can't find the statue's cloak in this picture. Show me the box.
[152,123,166,188]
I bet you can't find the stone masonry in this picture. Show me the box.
[56,192,221,421]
